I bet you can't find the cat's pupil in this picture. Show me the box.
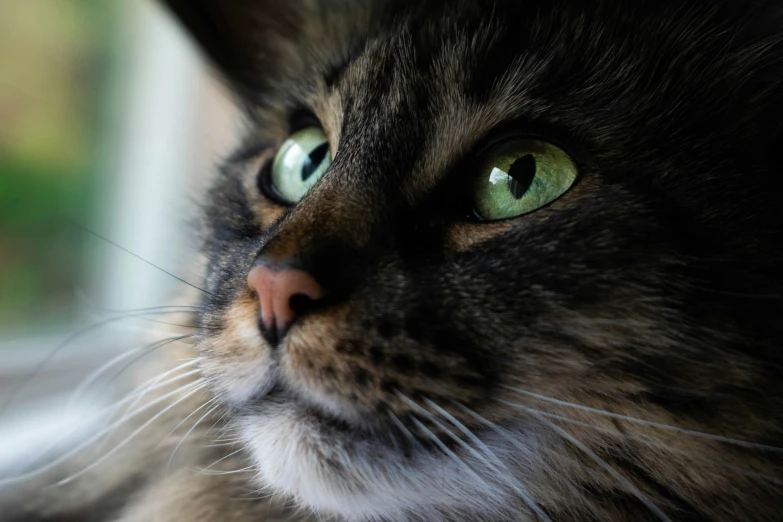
[301,142,329,181]
[507,154,536,199]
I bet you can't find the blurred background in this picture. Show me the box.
[0,0,239,468]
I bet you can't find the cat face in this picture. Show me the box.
[165,0,783,520]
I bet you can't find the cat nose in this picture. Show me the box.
[247,262,325,344]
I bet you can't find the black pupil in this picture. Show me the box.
[507,154,536,199]
[301,142,329,181]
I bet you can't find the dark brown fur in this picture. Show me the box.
[3,0,782,520]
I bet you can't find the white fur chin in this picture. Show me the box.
[237,404,538,521]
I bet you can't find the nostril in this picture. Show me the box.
[289,293,319,316]
[258,316,279,346]
[247,263,326,343]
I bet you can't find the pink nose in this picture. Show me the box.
[247,264,325,342]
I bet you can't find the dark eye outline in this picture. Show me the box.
[463,129,596,223]
[256,111,328,207]
[257,158,291,206]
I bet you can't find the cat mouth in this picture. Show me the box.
[260,383,355,433]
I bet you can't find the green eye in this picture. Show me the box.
[270,127,331,203]
[473,139,578,220]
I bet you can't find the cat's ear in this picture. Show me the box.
[159,0,302,95]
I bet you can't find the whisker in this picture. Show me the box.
[451,401,593,508]
[159,397,219,451]
[66,220,212,296]
[13,360,200,471]
[120,314,200,329]
[400,393,552,522]
[79,300,204,317]
[387,410,426,453]
[196,447,245,475]
[503,383,783,452]
[407,416,508,520]
[499,400,783,485]
[0,378,205,486]
[165,400,222,475]
[100,336,197,401]
[131,358,200,392]
[112,367,203,432]
[74,290,204,316]
[78,309,212,333]
[111,305,203,313]
[207,438,238,449]
[203,407,232,440]
[204,427,241,447]
[205,430,240,443]
[502,400,672,522]
[54,381,209,486]
[67,336,195,413]
[0,317,144,414]
[193,465,255,476]
[1,314,196,415]
[230,489,277,502]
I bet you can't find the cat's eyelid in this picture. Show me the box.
[474,131,587,169]
[468,117,595,170]
[288,109,325,135]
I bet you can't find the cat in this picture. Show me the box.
[2,0,782,520]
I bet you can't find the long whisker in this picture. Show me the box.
[77,309,212,333]
[159,397,219,451]
[390,403,508,518]
[9,360,200,473]
[109,305,203,313]
[499,399,783,485]
[451,401,594,508]
[1,313,196,415]
[132,359,200,392]
[399,393,552,522]
[165,400,222,475]
[111,367,203,432]
[55,380,209,486]
[0,379,204,486]
[101,335,197,395]
[73,299,205,319]
[203,407,232,441]
[75,295,204,315]
[0,317,141,414]
[387,410,426,453]
[120,314,201,329]
[406,416,508,520]
[196,447,245,475]
[67,220,211,296]
[67,336,195,413]
[90,364,205,464]
[502,400,672,522]
[194,465,255,476]
[65,348,154,416]
[205,441,242,448]
[72,291,205,326]
[232,488,276,501]
[503,383,783,452]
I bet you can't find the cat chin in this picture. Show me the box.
[237,402,539,521]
